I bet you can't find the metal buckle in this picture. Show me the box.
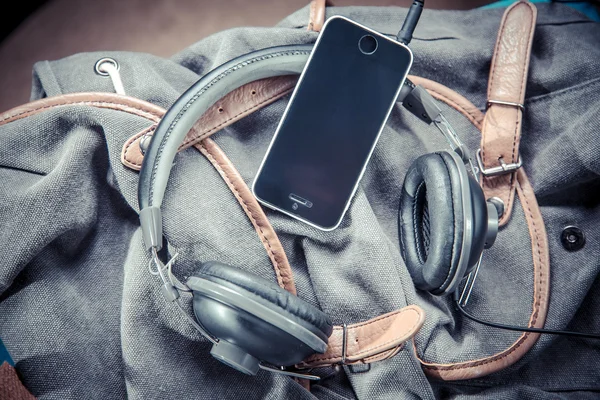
[476,149,522,177]
[486,99,525,111]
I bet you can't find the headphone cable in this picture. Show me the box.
[453,292,600,340]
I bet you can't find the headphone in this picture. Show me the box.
[136,43,598,381]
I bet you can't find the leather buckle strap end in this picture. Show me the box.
[479,0,537,225]
[476,149,522,177]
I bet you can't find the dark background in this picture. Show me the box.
[0,0,508,111]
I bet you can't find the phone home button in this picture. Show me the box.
[358,35,378,55]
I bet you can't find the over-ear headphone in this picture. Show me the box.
[398,150,499,296]
[393,69,600,341]
[137,44,427,380]
[139,45,333,378]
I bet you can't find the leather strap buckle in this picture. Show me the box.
[476,149,522,177]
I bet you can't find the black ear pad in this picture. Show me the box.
[187,261,333,374]
[398,152,466,295]
[195,262,333,336]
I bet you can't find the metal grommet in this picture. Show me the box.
[139,133,152,155]
[95,57,120,76]
[561,226,585,252]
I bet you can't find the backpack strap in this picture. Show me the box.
[478,0,537,226]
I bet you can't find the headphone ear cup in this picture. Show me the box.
[398,152,466,295]
[186,262,333,375]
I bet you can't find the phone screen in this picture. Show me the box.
[253,16,413,230]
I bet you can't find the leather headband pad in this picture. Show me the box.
[398,152,465,294]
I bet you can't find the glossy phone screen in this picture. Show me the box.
[253,16,413,230]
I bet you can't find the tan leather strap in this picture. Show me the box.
[299,305,425,368]
[0,362,36,400]
[196,138,297,294]
[121,76,298,171]
[307,0,328,32]
[0,92,164,125]
[119,73,475,171]
[479,0,537,226]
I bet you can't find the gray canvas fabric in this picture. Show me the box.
[1,3,599,399]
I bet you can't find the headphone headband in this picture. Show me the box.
[138,45,313,249]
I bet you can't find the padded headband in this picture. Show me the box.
[138,45,313,249]
[137,44,415,249]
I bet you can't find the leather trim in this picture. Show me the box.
[123,74,481,172]
[0,362,36,400]
[409,75,484,129]
[298,305,425,368]
[122,76,298,171]
[0,92,163,125]
[480,1,537,226]
[307,0,327,32]
[195,138,296,294]
[122,124,157,169]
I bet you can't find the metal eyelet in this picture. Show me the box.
[94,57,120,76]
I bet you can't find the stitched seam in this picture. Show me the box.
[0,100,162,125]
[124,126,156,167]
[306,309,421,362]
[198,142,288,291]
[148,49,311,207]
[421,176,544,371]
[125,86,293,167]
[180,86,293,148]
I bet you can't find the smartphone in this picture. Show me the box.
[253,16,413,231]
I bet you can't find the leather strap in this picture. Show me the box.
[121,76,298,171]
[0,92,164,125]
[307,0,328,32]
[480,0,537,225]
[299,305,425,368]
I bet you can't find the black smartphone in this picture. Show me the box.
[253,16,413,230]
